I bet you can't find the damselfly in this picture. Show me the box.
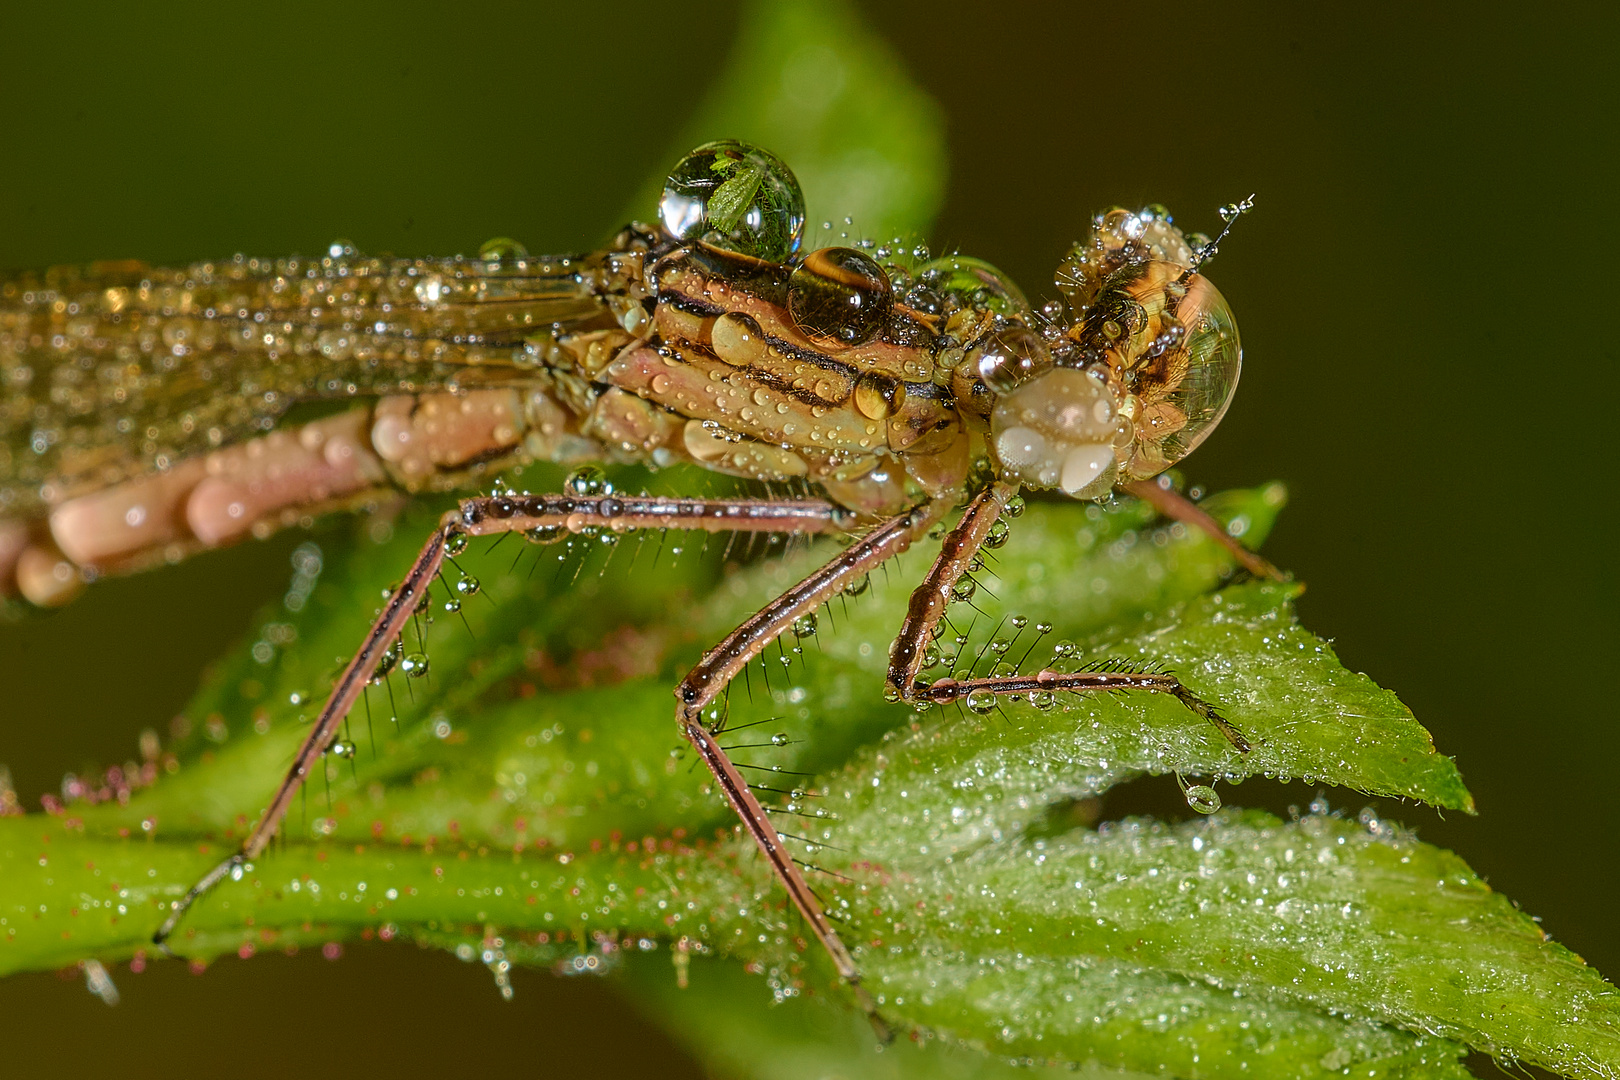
[0,140,1272,1030]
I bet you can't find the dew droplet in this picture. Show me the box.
[659,140,805,262]
[852,371,906,420]
[478,237,528,263]
[1185,785,1222,815]
[970,325,1052,394]
[401,652,431,679]
[455,575,481,596]
[792,613,818,637]
[965,689,997,715]
[565,466,611,497]
[787,247,891,348]
[950,578,977,602]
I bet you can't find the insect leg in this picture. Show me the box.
[153,512,457,947]
[1122,478,1283,581]
[675,498,948,1038]
[154,493,852,947]
[886,482,1251,752]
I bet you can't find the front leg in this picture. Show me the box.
[886,482,1252,752]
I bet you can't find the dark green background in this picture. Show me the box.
[0,2,1614,1075]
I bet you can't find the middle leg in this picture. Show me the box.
[886,481,1252,752]
[673,498,949,1034]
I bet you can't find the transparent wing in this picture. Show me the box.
[0,249,611,517]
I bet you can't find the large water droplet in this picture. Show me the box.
[401,652,431,679]
[915,255,1031,318]
[660,141,805,262]
[788,247,890,348]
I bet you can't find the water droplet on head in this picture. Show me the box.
[659,140,805,262]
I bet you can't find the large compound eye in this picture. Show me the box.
[787,247,891,348]
[969,325,1052,393]
[659,140,806,262]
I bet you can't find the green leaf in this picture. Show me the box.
[701,157,765,234]
[2,477,1614,1078]
[622,0,947,242]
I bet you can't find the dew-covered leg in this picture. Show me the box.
[1122,477,1283,581]
[152,513,455,947]
[674,499,948,1036]
[153,492,856,947]
[886,481,1251,752]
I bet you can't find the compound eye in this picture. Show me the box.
[659,140,806,262]
[970,325,1052,394]
[787,247,891,348]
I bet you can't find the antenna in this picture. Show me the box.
[1190,194,1256,269]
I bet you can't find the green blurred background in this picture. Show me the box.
[0,2,1614,1075]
